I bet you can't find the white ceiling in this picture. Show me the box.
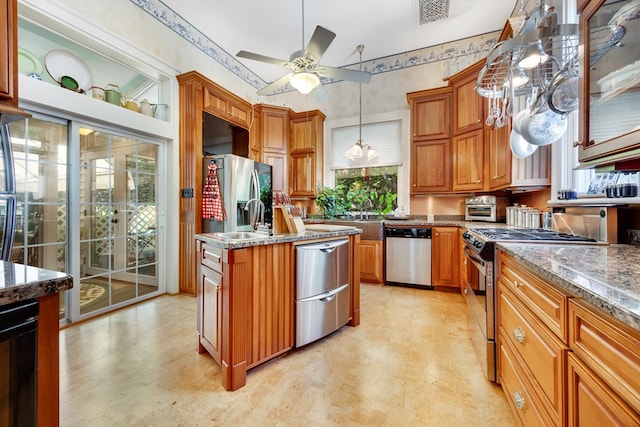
[162,0,516,85]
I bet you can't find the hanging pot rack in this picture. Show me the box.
[476,4,579,128]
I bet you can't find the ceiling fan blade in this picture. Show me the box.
[312,84,330,103]
[257,73,294,95]
[317,66,372,84]
[237,50,290,68]
[304,26,336,61]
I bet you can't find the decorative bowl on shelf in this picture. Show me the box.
[44,49,93,92]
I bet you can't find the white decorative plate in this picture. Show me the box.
[44,49,93,91]
[18,48,43,75]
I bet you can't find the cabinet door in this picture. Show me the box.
[359,239,383,284]
[411,139,451,193]
[459,229,468,294]
[432,227,458,287]
[486,119,512,189]
[263,151,287,193]
[200,265,222,364]
[204,86,251,129]
[289,152,314,197]
[452,129,484,191]
[290,115,315,152]
[0,0,17,106]
[568,352,640,427]
[409,89,451,141]
[261,107,288,153]
[452,68,484,135]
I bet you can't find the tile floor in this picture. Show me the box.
[59,284,517,426]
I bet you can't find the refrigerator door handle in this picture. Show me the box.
[1,196,16,261]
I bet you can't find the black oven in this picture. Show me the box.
[0,299,39,426]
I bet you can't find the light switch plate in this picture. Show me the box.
[427,214,435,222]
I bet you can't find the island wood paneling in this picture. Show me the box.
[249,243,294,366]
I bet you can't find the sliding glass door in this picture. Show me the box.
[7,115,163,322]
[78,127,160,316]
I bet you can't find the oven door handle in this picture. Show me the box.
[464,247,485,269]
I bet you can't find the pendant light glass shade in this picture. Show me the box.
[511,67,530,88]
[290,72,320,94]
[343,45,378,162]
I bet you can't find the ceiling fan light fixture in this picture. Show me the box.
[517,40,549,70]
[290,72,320,94]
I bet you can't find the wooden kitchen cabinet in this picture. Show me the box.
[431,226,458,287]
[197,241,223,364]
[567,352,640,427]
[251,105,290,193]
[407,87,452,141]
[359,239,384,284]
[568,298,640,416]
[452,129,484,192]
[450,60,484,135]
[289,110,325,198]
[0,0,17,107]
[497,251,640,426]
[203,84,251,129]
[195,234,360,391]
[411,139,452,193]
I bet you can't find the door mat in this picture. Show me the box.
[59,281,109,316]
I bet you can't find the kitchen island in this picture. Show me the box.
[0,262,73,426]
[495,243,640,425]
[194,228,361,391]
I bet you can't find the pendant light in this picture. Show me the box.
[344,45,378,161]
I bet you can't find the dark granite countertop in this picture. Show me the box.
[0,262,73,305]
[497,243,640,332]
[195,228,362,249]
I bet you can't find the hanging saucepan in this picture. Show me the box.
[510,129,538,158]
[547,57,579,115]
[520,107,568,146]
[547,72,578,114]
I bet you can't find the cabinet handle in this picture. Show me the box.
[215,284,221,292]
[476,180,481,183]
[513,327,525,345]
[513,391,526,411]
[513,280,522,288]
[572,140,583,147]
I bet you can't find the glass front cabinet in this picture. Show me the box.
[578,0,640,165]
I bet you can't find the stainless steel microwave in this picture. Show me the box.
[465,196,508,222]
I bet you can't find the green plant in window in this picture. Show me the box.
[315,185,346,218]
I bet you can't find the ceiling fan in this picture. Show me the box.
[236,5,371,101]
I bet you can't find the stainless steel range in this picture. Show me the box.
[461,227,599,382]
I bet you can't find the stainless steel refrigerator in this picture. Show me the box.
[0,124,16,261]
[202,154,272,234]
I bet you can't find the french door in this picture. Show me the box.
[77,125,161,317]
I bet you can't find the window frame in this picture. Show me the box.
[324,110,410,211]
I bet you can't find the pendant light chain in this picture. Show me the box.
[358,44,363,145]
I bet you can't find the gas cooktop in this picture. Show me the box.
[471,228,599,242]
[462,228,600,261]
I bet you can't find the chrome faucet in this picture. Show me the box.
[245,198,266,232]
[360,198,374,220]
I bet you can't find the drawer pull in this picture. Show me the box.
[513,391,526,410]
[513,280,520,288]
[513,327,525,344]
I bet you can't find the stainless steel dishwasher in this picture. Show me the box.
[385,227,433,289]
[296,239,350,347]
